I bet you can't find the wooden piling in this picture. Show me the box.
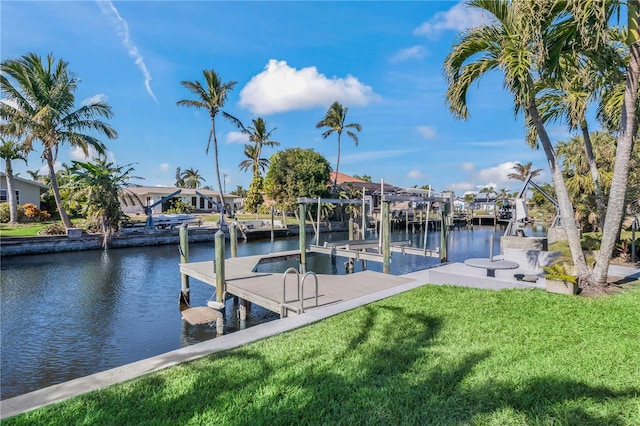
[214,230,226,303]
[440,209,448,263]
[179,224,190,306]
[229,222,238,258]
[349,217,354,241]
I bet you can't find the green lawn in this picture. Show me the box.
[5,284,640,425]
[0,223,52,237]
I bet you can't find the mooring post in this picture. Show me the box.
[212,229,226,335]
[349,217,354,240]
[382,201,391,274]
[440,209,448,263]
[179,224,190,306]
[299,203,307,273]
[229,222,238,258]
[270,205,275,242]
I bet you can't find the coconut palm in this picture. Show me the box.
[0,52,117,229]
[507,162,542,182]
[181,167,205,189]
[177,70,243,217]
[0,137,29,223]
[444,0,589,279]
[316,101,362,197]
[239,118,279,213]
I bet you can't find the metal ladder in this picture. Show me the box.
[281,267,318,317]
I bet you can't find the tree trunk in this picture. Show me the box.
[527,101,589,278]
[592,33,640,286]
[210,119,227,217]
[580,122,606,231]
[334,132,341,198]
[5,159,18,223]
[45,149,73,229]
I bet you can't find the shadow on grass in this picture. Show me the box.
[7,301,640,425]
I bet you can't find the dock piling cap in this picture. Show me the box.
[207,300,225,310]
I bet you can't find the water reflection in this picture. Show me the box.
[1,225,543,399]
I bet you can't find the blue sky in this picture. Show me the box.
[2,0,572,195]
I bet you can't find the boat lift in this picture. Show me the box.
[144,189,181,229]
[504,173,560,237]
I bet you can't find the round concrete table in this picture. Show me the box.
[464,258,520,277]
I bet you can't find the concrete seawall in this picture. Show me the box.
[0,228,218,257]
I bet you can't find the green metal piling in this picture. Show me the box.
[299,203,307,273]
[179,224,190,306]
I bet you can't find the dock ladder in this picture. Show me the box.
[281,267,318,317]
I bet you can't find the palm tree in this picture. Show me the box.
[0,137,29,223]
[316,101,362,196]
[176,70,243,217]
[174,167,185,187]
[0,53,117,229]
[238,118,279,213]
[444,0,589,279]
[181,167,205,189]
[27,169,44,183]
[507,162,542,182]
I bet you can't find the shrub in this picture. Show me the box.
[22,203,41,221]
[37,223,67,235]
[0,202,25,223]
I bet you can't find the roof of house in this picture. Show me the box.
[0,172,49,190]
[122,186,238,199]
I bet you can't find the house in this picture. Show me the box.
[0,172,49,209]
[119,186,243,216]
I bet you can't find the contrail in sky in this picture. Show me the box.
[97,0,158,102]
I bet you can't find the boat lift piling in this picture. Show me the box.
[179,224,190,306]
[211,230,226,334]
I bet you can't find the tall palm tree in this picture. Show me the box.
[0,53,117,229]
[316,101,362,196]
[444,0,589,279]
[507,162,542,182]
[0,137,29,223]
[177,70,243,217]
[238,118,279,213]
[181,167,205,189]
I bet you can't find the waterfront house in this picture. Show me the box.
[0,172,48,209]
[119,186,243,216]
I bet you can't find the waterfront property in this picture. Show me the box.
[0,172,48,209]
[119,186,243,216]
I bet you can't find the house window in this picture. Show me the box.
[208,201,212,209]
[0,189,19,204]
[191,197,197,207]
[200,198,205,209]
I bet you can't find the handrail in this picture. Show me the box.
[282,267,300,305]
[300,272,318,313]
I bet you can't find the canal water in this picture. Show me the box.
[1,225,545,399]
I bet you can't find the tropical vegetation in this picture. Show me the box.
[444,0,639,294]
[177,69,243,217]
[0,136,29,223]
[316,101,362,197]
[0,52,118,230]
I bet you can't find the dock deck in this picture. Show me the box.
[180,250,413,317]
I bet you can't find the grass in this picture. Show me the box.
[0,223,54,237]
[5,285,640,425]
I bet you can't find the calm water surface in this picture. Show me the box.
[1,225,545,399]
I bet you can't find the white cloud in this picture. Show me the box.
[97,0,157,102]
[226,131,249,144]
[239,59,380,115]
[407,169,429,180]
[415,125,436,139]
[461,162,475,172]
[81,93,108,106]
[389,45,428,63]
[449,181,476,192]
[413,1,489,39]
[159,163,170,172]
[69,145,103,161]
[476,161,518,186]
[340,149,418,165]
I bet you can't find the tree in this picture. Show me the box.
[507,162,542,182]
[444,0,589,280]
[177,69,243,217]
[68,158,142,246]
[0,52,117,229]
[263,148,331,212]
[353,174,372,182]
[174,167,185,187]
[181,167,205,189]
[0,137,29,223]
[316,101,362,196]
[238,117,279,213]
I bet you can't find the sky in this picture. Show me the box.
[1,0,575,196]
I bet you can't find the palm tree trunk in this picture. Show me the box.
[580,122,606,230]
[44,149,73,229]
[210,120,227,217]
[527,101,589,278]
[5,159,18,223]
[334,133,341,198]
[592,34,640,286]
